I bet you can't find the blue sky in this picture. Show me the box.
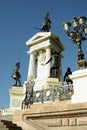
[0,0,87,108]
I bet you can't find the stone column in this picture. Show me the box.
[27,52,35,79]
[45,47,51,77]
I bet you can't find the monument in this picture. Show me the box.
[26,32,64,90]
[1,63,24,117]
[12,15,87,130]
[22,32,73,107]
[21,14,74,108]
[8,62,24,113]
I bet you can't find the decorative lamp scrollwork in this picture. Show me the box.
[63,16,87,69]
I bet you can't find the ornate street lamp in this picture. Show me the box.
[63,16,87,69]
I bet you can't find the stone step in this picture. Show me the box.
[0,120,23,130]
[1,120,17,127]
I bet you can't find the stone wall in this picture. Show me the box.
[13,100,87,130]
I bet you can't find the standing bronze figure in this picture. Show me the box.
[64,67,73,85]
[12,62,21,86]
[45,51,60,78]
[23,81,34,105]
[41,12,51,32]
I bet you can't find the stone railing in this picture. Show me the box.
[22,84,74,109]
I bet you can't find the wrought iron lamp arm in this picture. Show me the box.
[63,16,87,69]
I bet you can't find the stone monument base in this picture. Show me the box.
[9,86,24,110]
[70,68,87,103]
[34,78,62,91]
[44,78,62,89]
[13,100,87,130]
[1,86,25,119]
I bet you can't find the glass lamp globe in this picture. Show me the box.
[63,22,71,32]
[72,17,79,30]
[78,16,86,25]
[84,26,87,34]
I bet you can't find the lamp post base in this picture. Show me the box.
[76,59,87,69]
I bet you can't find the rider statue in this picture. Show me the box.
[12,62,21,86]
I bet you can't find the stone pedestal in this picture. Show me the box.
[44,78,62,89]
[33,78,62,91]
[26,32,64,91]
[9,86,24,110]
[70,68,87,103]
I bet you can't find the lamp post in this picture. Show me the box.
[63,16,87,69]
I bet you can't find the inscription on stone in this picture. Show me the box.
[11,98,22,108]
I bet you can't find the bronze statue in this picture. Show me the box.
[45,51,60,78]
[64,67,73,85]
[23,80,34,107]
[12,62,21,86]
[41,12,51,32]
